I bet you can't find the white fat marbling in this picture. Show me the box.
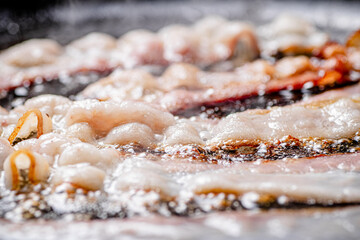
[52,164,105,191]
[104,123,156,148]
[58,143,119,170]
[210,98,360,143]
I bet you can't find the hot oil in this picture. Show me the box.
[2,182,359,221]
[0,71,110,110]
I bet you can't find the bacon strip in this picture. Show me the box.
[0,17,259,92]
[185,172,360,204]
[6,95,360,154]
[82,55,354,114]
[165,70,328,114]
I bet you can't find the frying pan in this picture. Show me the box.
[1,1,360,239]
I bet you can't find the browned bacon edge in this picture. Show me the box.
[148,134,360,163]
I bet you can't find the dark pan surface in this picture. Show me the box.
[1,0,360,50]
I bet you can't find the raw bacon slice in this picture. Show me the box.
[2,150,360,220]
[1,95,359,162]
[2,95,360,150]
[0,16,259,92]
[82,53,355,115]
[209,97,360,142]
[105,157,360,215]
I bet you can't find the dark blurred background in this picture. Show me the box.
[0,0,359,50]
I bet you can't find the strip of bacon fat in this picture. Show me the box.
[82,54,352,114]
